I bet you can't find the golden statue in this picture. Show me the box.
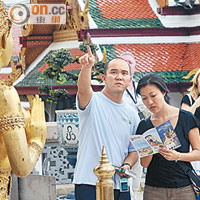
[0,1,47,199]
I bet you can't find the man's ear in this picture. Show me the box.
[102,74,106,82]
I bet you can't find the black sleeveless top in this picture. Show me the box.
[136,110,200,188]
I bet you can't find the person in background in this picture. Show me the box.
[181,68,200,174]
[73,46,140,200]
[181,69,200,121]
[120,52,143,200]
[136,73,200,200]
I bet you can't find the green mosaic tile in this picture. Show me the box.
[99,45,117,61]
[133,70,192,83]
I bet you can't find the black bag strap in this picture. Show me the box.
[126,88,137,104]
[126,88,145,120]
[177,161,200,187]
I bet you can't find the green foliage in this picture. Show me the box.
[39,85,68,104]
[38,48,79,84]
[91,61,105,83]
[79,42,98,54]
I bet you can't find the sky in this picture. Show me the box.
[4,0,17,3]
[4,0,27,4]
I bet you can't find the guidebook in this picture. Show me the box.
[130,120,181,158]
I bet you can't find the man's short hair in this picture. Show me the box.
[104,57,131,75]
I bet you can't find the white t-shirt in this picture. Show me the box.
[73,92,140,189]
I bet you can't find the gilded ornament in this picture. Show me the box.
[0,1,47,199]
[183,68,199,81]
[94,146,115,200]
[0,115,25,131]
[0,1,11,38]
[0,170,11,200]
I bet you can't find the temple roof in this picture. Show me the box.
[15,41,200,90]
[84,0,164,28]
[100,43,200,83]
[1,0,200,94]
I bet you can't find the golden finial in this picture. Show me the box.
[94,146,115,200]
[0,0,12,59]
[6,48,26,86]
[81,0,89,29]
[102,46,107,63]
[183,68,199,81]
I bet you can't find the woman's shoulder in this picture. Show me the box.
[181,94,195,106]
[181,94,190,104]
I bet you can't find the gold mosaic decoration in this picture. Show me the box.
[0,170,11,200]
[0,115,25,131]
[0,0,11,37]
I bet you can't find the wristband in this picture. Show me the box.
[121,162,132,168]
[81,67,92,71]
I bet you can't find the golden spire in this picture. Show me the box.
[102,46,107,63]
[81,0,89,29]
[0,0,12,59]
[94,146,115,200]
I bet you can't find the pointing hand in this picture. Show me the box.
[79,45,95,69]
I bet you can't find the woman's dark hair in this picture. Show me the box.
[136,73,170,104]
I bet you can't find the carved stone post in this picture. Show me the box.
[94,146,115,200]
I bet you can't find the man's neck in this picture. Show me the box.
[102,89,123,104]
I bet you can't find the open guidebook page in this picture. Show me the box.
[130,120,181,158]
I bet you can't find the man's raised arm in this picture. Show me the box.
[77,45,95,110]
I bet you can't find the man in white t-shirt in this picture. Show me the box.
[73,46,140,200]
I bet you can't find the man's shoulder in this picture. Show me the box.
[123,102,138,112]
[93,91,103,98]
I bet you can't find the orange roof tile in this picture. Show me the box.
[38,63,48,72]
[113,43,200,72]
[96,0,158,19]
